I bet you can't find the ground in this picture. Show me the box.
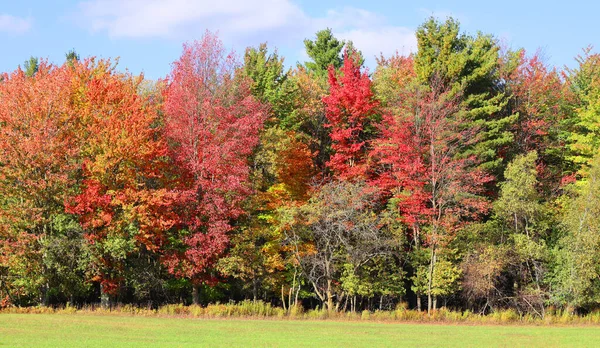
[1,314,598,347]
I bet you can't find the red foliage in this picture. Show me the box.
[275,132,315,200]
[0,62,81,295]
[323,51,379,180]
[373,75,491,245]
[162,32,266,283]
[61,59,177,294]
[0,62,78,230]
[506,50,564,153]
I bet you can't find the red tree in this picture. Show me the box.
[323,51,378,180]
[500,50,567,193]
[162,32,266,302]
[65,59,178,296]
[0,62,77,233]
[505,51,564,153]
[0,62,77,303]
[373,75,491,313]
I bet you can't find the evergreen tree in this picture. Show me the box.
[303,28,344,75]
[65,49,80,65]
[23,56,39,77]
[415,17,516,175]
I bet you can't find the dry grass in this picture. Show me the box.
[2,301,600,326]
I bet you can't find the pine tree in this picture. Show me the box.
[415,18,516,176]
[304,28,345,75]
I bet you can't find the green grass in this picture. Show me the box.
[1,314,599,347]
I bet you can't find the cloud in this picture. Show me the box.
[73,1,416,67]
[322,8,417,64]
[0,14,32,34]
[75,0,308,41]
[336,27,416,61]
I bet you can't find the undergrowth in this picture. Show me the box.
[2,301,600,325]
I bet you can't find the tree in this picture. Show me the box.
[304,28,344,75]
[415,17,515,175]
[23,56,39,77]
[282,181,399,311]
[65,58,178,302]
[552,155,600,310]
[323,50,379,180]
[243,43,294,123]
[162,31,266,304]
[564,48,600,175]
[65,49,80,65]
[462,152,550,316]
[373,75,490,313]
[373,53,416,112]
[0,62,79,304]
[503,51,564,154]
[218,128,314,302]
[499,49,567,194]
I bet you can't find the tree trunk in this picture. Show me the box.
[433,297,437,311]
[427,246,437,315]
[327,293,333,312]
[100,283,110,309]
[252,279,258,302]
[417,296,422,311]
[281,285,287,311]
[41,282,49,307]
[326,279,333,311]
[192,284,200,305]
[294,285,300,308]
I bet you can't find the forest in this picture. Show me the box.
[1,17,600,318]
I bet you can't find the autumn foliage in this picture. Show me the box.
[3,22,600,318]
[323,51,378,180]
[161,32,266,286]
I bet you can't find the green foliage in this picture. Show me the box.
[552,155,600,308]
[0,18,597,317]
[243,43,296,123]
[40,214,92,303]
[564,49,600,174]
[415,17,515,173]
[411,250,461,299]
[494,151,547,235]
[23,56,38,77]
[303,28,344,75]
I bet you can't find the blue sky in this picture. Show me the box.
[1,1,598,79]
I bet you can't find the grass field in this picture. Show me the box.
[1,314,599,347]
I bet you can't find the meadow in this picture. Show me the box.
[1,313,599,347]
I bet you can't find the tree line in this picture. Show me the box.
[2,17,600,317]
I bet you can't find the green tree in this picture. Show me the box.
[552,155,600,309]
[303,28,344,75]
[244,43,296,123]
[495,151,545,234]
[65,49,80,65]
[564,49,600,175]
[461,152,550,315]
[23,56,38,77]
[415,17,516,174]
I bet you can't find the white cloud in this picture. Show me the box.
[321,7,417,65]
[75,0,308,40]
[336,27,416,62]
[73,1,416,67]
[0,14,32,34]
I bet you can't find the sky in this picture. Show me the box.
[1,1,598,80]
